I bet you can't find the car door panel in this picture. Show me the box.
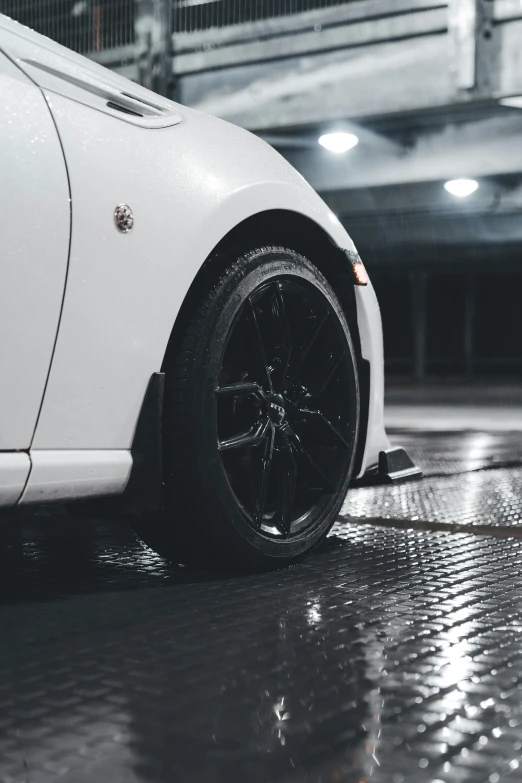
[0,49,70,450]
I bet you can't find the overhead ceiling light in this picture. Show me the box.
[318,132,359,154]
[444,179,479,198]
[500,96,522,109]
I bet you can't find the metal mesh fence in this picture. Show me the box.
[172,1,363,33]
[0,1,365,53]
[0,1,134,52]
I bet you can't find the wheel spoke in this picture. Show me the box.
[287,311,329,387]
[295,408,351,449]
[247,298,273,393]
[284,425,336,493]
[216,381,268,404]
[218,417,270,452]
[313,350,345,399]
[275,431,297,537]
[271,283,292,389]
[251,422,275,527]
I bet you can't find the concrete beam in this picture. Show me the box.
[495,0,522,22]
[327,180,522,255]
[172,0,522,130]
[281,113,522,191]
[181,32,453,129]
[174,6,447,74]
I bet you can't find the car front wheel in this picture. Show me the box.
[134,246,360,570]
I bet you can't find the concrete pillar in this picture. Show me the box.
[134,0,173,97]
[448,0,498,96]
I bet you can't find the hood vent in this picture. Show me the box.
[19,58,183,129]
[106,100,142,117]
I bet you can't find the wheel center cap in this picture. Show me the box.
[269,394,286,425]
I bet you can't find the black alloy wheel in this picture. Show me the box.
[217,276,356,539]
[134,246,360,570]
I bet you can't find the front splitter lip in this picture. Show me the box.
[351,447,423,487]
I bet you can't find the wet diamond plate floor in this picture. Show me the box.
[1,430,522,783]
[342,467,522,535]
[387,431,522,477]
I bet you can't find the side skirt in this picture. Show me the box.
[0,453,31,507]
[19,449,132,504]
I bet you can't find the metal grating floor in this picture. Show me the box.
[1,430,522,783]
[343,468,522,535]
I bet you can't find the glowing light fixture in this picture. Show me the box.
[500,96,522,109]
[318,132,359,154]
[444,179,479,198]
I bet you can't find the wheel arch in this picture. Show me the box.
[160,208,370,479]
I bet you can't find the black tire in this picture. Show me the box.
[134,246,359,570]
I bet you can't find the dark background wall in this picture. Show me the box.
[371,263,522,382]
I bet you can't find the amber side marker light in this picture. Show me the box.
[352,260,369,286]
[342,249,369,286]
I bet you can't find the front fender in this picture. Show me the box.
[30,94,387,473]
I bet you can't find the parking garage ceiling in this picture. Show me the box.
[133,0,522,255]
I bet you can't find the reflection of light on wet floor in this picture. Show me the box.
[464,432,494,472]
[306,601,322,625]
[343,466,522,533]
[460,472,484,527]
[436,627,475,710]
[385,405,522,431]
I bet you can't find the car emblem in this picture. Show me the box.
[269,402,286,425]
[114,204,134,233]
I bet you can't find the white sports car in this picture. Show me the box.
[0,14,419,569]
